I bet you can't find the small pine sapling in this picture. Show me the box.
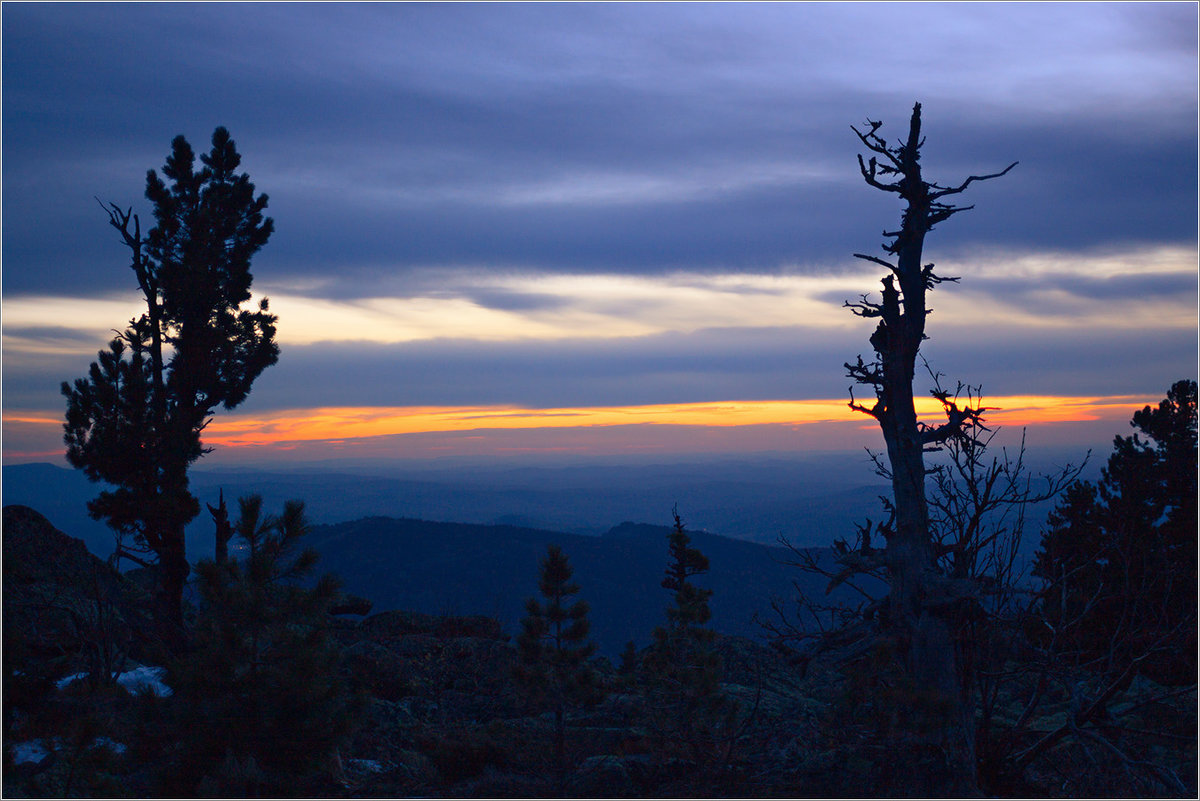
[642,507,733,769]
[514,544,600,790]
[170,496,360,794]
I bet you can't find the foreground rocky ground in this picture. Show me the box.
[4,505,1195,797]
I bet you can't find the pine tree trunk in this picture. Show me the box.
[554,702,566,793]
[156,525,189,652]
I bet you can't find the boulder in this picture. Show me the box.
[3,506,151,678]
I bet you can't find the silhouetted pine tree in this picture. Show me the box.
[513,544,597,786]
[642,508,731,766]
[1034,379,1197,684]
[617,640,640,687]
[514,544,599,790]
[169,496,359,794]
[62,128,278,640]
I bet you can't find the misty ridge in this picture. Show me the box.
[1,435,1085,660]
[0,453,959,552]
[5,104,1194,799]
[4,441,1091,564]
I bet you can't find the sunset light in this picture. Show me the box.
[202,395,1161,448]
[3,5,1195,794]
[1,394,1160,464]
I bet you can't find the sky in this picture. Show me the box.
[2,2,1197,467]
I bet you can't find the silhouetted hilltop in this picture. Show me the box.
[4,505,102,586]
[305,515,870,656]
[2,459,898,559]
[603,521,667,540]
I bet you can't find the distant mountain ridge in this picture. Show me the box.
[1,460,1053,656]
[303,514,876,657]
[0,461,884,657]
[2,456,1063,653]
[2,459,893,561]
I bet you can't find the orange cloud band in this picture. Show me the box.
[4,395,1156,456]
[197,395,1154,448]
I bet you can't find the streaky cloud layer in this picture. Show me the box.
[1,395,1162,465]
[2,3,1194,466]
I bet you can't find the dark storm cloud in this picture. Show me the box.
[917,123,1198,253]
[4,3,1195,299]
[918,327,1198,402]
[2,348,94,411]
[262,180,874,297]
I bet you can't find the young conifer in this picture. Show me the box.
[617,640,640,686]
[515,544,599,789]
[1034,379,1197,684]
[642,507,730,764]
[170,496,359,794]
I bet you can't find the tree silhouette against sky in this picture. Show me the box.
[841,102,1015,793]
[63,127,278,642]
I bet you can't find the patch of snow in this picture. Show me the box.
[116,666,172,697]
[91,737,127,755]
[10,739,50,765]
[54,666,173,697]
[54,671,88,689]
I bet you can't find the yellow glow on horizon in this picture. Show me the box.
[1,394,1160,462]
[198,400,852,447]
[190,394,1155,448]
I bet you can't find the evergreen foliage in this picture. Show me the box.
[62,127,277,634]
[169,496,359,794]
[642,508,731,764]
[514,544,599,787]
[617,640,639,685]
[4,494,1194,797]
[1034,379,1197,684]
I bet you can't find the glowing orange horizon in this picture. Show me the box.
[3,395,1158,458]
[185,394,1163,448]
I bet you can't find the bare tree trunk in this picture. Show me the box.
[845,103,1015,794]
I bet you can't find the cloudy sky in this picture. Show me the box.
[3,2,1196,465]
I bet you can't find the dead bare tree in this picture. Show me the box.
[768,386,1080,789]
[838,102,1016,792]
